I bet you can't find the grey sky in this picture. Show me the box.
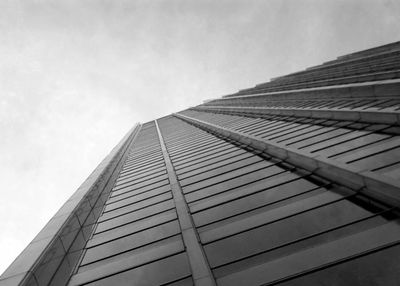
[1,0,399,273]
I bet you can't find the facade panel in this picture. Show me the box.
[1,42,400,286]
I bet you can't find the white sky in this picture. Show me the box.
[1,0,399,274]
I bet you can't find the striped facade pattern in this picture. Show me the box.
[1,41,400,286]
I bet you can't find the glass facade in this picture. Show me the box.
[1,42,400,286]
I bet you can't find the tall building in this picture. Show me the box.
[1,41,400,286]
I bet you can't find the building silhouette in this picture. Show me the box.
[1,41,400,286]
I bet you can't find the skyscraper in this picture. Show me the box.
[1,41,400,286]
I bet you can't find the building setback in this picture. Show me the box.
[1,41,400,286]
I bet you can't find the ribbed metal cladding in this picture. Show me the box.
[68,121,194,286]
[174,111,400,208]
[170,112,400,285]
[155,119,216,286]
[2,41,400,286]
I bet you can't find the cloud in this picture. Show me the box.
[1,0,400,274]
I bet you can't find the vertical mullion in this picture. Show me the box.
[155,119,216,286]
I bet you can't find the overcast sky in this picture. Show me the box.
[1,0,399,274]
